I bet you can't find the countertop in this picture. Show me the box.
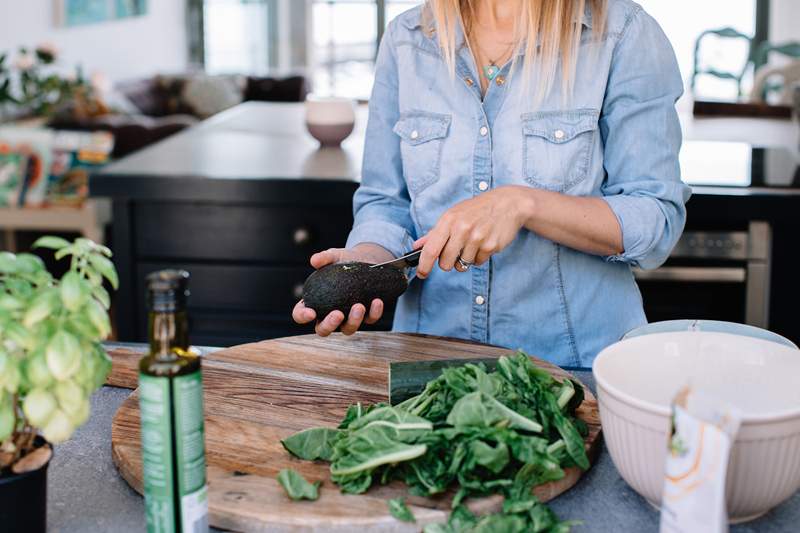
[90,102,800,207]
[47,349,800,532]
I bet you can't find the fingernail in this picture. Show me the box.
[353,308,364,319]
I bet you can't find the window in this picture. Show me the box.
[200,0,278,76]
[637,0,762,103]
[310,0,767,102]
[311,0,420,99]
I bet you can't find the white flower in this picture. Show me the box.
[14,52,35,71]
[90,71,111,94]
[36,41,58,59]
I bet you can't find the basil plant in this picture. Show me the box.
[0,237,117,468]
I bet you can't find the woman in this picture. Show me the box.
[293,0,690,367]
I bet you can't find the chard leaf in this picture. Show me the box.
[447,392,542,433]
[468,440,509,474]
[282,427,341,461]
[277,468,320,501]
[387,498,415,523]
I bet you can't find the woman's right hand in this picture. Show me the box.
[292,244,393,336]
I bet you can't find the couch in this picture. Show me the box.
[49,74,309,158]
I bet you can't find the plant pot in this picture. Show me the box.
[0,437,51,533]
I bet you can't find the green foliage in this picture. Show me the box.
[0,237,117,457]
[387,498,415,523]
[277,469,320,501]
[281,352,588,531]
[0,45,90,117]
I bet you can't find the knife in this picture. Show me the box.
[370,249,422,270]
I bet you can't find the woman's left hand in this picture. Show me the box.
[414,185,532,278]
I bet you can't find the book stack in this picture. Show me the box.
[0,128,114,207]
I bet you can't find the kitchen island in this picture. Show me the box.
[46,341,800,532]
[90,102,800,346]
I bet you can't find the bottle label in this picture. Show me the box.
[174,371,209,533]
[139,371,208,533]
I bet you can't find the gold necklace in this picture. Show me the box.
[472,36,516,81]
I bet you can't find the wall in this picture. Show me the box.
[770,0,800,44]
[0,0,187,82]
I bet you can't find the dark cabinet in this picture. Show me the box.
[103,179,387,345]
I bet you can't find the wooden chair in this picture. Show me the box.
[691,27,754,98]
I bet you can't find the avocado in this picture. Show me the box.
[302,262,408,318]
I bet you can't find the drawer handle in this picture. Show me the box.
[293,283,304,299]
[293,227,311,246]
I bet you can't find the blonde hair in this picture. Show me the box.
[425,0,607,104]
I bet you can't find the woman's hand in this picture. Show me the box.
[415,186,532,278]
[292,243,394,336]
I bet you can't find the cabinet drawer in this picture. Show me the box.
[137,262,310,313]
[134,202,353,263]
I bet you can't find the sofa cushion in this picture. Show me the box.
[245,75,309,102]
[181,75,246,118]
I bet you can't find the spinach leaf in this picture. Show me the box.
[277,468,320,501]
[387,497,416,522]
[281,427,341,461]
[282,351,588,531]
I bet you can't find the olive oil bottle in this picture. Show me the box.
[139,270,208,533]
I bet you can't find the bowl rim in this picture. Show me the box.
[593,331,800,423]
[622,319,798,349]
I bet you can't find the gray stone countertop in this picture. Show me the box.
[48,365,799,532]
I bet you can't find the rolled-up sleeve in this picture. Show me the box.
[345,20,416,258]
[600,7,691,270]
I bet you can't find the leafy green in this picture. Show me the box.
[282,427,342,461]
[387,498,415,522]
[277,468,320,501]
[281,352,588,531]
[0,237,117,462]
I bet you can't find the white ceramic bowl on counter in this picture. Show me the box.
[304,96,356,147]
[593,331,800,522]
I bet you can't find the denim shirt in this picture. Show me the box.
[345,0,691,367]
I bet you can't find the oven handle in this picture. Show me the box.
[632,266,746,283]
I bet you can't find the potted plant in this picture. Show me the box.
[0,236,117,533]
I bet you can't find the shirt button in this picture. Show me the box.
[495,75,506,86]
[464,77,475,87]
[475,295,485,305]
[410,130,419,140]
[554,129,565,140]
[478,181,489,191]
[479,126,488,136]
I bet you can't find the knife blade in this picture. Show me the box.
[370,249,422,270]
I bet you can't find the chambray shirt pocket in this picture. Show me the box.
[521,109,599,193]
[393,110,452,195]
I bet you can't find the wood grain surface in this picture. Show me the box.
[110,332,601,532]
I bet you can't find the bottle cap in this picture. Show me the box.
[146,269,190,312]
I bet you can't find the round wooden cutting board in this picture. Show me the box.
[111,332,601,532]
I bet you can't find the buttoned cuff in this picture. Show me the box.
[602,194,661,266]
[346,220,415,259]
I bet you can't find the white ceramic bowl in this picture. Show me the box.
[305,96,356,147]
[623,319,798,349]
[593,331,800,522]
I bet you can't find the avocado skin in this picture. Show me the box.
[302,262,408,317]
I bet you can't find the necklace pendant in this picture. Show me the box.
[483,64,499,81]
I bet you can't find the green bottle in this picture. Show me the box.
[138,270,208,533]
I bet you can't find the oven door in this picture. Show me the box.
[633,222,771,328]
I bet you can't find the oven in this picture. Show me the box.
[633,221,772,328]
